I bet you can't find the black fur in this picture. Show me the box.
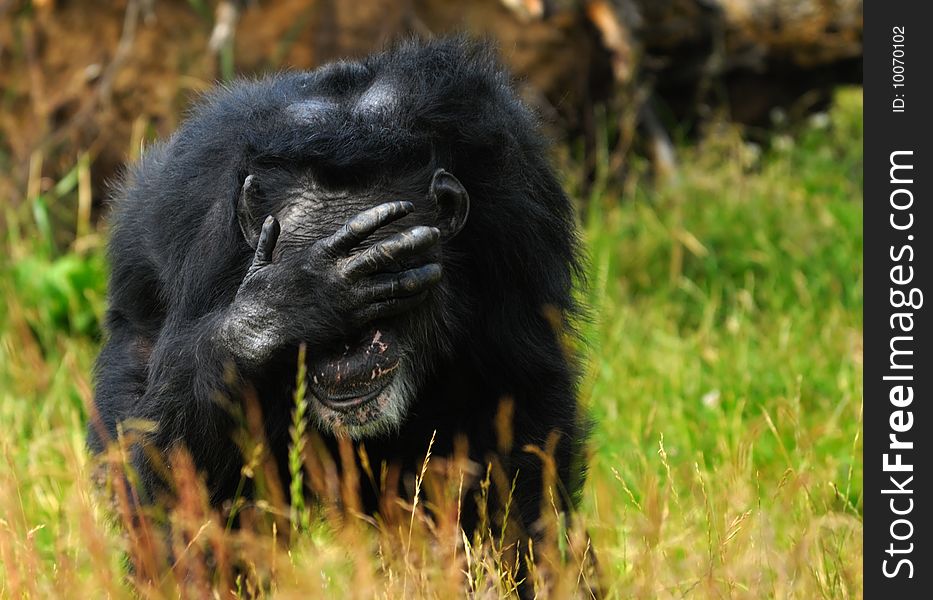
[89,37,585,542]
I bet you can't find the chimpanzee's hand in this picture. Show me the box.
[219,201,441,366]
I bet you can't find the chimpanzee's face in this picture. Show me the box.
[284,178,438,438]
[237,160,469,438]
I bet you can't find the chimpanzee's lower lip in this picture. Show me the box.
[310,378,391,410]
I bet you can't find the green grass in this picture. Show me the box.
[0,88,863,598]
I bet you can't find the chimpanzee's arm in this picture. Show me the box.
[90,304,247,504]
[135,311,247,503]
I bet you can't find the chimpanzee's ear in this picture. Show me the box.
[237,175,261,249]
[430,168,470,239]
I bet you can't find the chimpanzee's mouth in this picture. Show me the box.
[311,380,391,409]
[307,329,403,431]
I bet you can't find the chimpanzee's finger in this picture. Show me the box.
[342,225,440,280]
[355,292,430,323]
[246,216,280,277]
[323,201,414,254]
[254,216,280,264]
[357,263,442,302]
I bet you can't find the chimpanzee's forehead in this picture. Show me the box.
[355,80,398,114]
[284,98,338,125]
[285,77,400,123]
[258,67,426,171]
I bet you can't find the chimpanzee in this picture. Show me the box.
[88,37,586,550]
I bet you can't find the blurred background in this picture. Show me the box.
[0,0,862,211]
[0,1,863,597]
